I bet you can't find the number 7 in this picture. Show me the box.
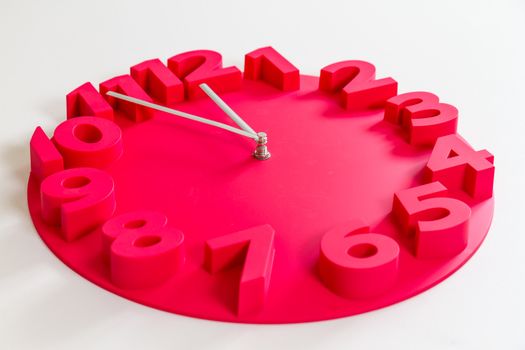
[204,225,275,315]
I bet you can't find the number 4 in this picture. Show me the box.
[425,134,494,201]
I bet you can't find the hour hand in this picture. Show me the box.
[199,83,270,160]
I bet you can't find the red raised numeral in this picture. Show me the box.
[40,167,116,241]
[205,224,275,315]
[100,75,154,122]
[131,58,184,104]
[425,135,494,201]
[392,182,471,258]
[66,82,114,120]
[30,127,64,182]
[104,211,185,289]
[244,46,300,91]
[101,210,168,259]
[168,50,242,99]
[319,220,399,298]
[384,91,458,146]
[53,116,123,169]
[319,60,398,110]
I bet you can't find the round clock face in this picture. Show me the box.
[27,47,495,323]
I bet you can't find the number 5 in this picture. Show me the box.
[393,182,471,258]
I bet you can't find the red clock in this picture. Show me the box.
[27,46,495,323]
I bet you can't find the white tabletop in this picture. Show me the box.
[1,0,524,349]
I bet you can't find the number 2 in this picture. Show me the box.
[319,60,397,110]
[168,50,242,99]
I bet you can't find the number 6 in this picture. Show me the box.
[319,220,400,299]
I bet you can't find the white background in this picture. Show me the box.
[1,0,524,349]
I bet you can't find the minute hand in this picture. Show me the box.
[106,91,258,140]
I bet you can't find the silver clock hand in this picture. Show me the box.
[105,91,271,160]
[106,91,258,140]
[198,84,270,160]
[199,83,256,135]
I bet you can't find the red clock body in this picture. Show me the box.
[27,47,495,323]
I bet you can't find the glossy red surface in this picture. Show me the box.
[28,75,493,323]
